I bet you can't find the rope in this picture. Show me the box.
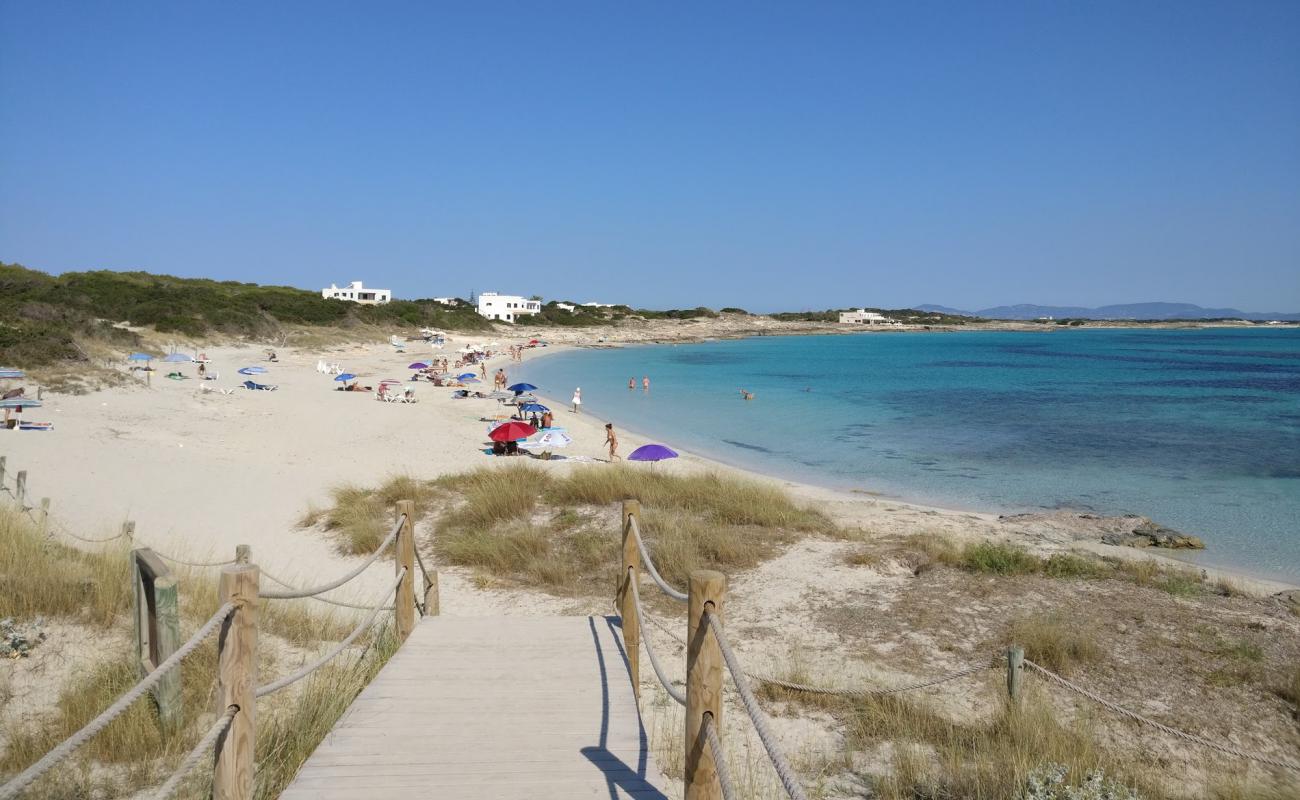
[629,569,686,705]
[151,705,238,800]
[260,516,403,599]
[628,516,688,602]
[0,602,237,800]
[702,712,738,800]
[155,552,236,568]
[255,569,406,698]
[1023,660,1300,772]
[259,566,396,612]
[704,610,809,800]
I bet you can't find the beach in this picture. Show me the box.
[5,333,1294,600]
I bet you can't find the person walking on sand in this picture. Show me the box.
[605,423,620,460]
[571,387,582,413]
[642,375,650,392]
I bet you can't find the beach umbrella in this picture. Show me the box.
[408,362,429,370]
[519,402,548,413]
[629,444,679,462]
[238,366,268,376]
[162,353,191,363]
[508,382,537,393]
[457,372,476,380]
[0,368,24,379]
[489,421,537,442]
[0,397,39,409]
[127,353,153,362]
[527,429,572,449]
[334,373,357,382]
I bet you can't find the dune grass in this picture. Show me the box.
[1010,613,1103,675]
[301,474,442,554]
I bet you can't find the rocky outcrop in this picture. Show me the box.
[998,511,1206,550]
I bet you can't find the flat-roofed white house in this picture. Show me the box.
[582,301,616,308]
[322,281,392,305]
[554,302,576,312]
[477,292,541,323]
[839,309,895,324]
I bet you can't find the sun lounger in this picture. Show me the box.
[242,380,277,391]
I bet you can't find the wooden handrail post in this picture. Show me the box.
[1006,645,1024,704]
[620,499,642,702]
[0,455,6,487]
[121,520,136,541]
[15,470,26,507]
[685,569,725,800]
[424,568,440,617]
[214,550,259,800]
[395,501,416,643]
[38,498,50,537]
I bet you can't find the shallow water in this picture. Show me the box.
[519,328,1300,581]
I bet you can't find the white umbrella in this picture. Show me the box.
[527,430,572,449]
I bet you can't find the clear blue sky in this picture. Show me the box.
[2,2,1298,312]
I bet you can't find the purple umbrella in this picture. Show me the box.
[408,362,429,369]
[628,444,678,462]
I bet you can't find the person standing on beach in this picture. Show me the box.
[642,376,650,392]
[571,387,582,413]
[605,423,620,460]
[480,362,487,380]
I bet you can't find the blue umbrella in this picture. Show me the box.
[162,353,191,363]
[238,366,268,376]
[127,353,154,362]
[629,444,679,462]
[334,373,357,382]
[519,402,548,413]
[0,398,39,409]
[457,372,477,380]
[462,377,481,383]
[0,368,24,379]
[508,383,537,393]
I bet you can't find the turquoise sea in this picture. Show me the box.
[518,329,1300,581]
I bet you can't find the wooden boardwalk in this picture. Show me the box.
[280,616,670,799]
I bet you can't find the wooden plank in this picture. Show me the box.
[281,615,669,800]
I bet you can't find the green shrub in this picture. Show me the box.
[962,541,1041,575]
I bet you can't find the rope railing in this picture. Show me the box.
[628,569,685,705]
[259,566,396,612]
[627,515,688,602]
[151,705,239,800]
[704,609,809,800]
[702,712,737,800]
[256,569,406,698]
[260,516,403,599]
[0,492,433,800]
[0,601,237,800]
[1023,659,1300,773]
[155,552,236,568]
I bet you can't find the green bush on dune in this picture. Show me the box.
[0,262,493,367]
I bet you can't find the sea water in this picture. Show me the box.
[518,328,1300,581]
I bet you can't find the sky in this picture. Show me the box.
[2,2,1298,313]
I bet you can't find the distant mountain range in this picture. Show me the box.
[913,302,1300,322]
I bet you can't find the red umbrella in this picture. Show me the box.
[489,421,536,441]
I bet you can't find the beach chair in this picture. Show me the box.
[242,380,277,391]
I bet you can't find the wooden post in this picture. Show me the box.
[619,500,642,702]
[0,455,6,487]
[395,501,416,643]
[121,520,136,541]
[15,470,26,507]
[214,553,259,800]
[685,570,725,800]
[132,548,183,733]
[1006,646,1024,704]
[424,568,440,617]
[36,385,43,401]
[38,498,50,537]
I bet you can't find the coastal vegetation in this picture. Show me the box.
[0,505,400,799]
[0,262,491,368]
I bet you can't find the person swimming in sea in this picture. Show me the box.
[740,389,754,400]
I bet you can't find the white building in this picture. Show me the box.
[322,281,392,305]
[431,297,459,306]
[582,301,616,308]
[839,309,894,324]
[477,292,542,323]
[555,302,576,313]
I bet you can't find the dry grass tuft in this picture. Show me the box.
[306,474,441,554]
[0,507,132,626]
[1010,613,1102,675]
